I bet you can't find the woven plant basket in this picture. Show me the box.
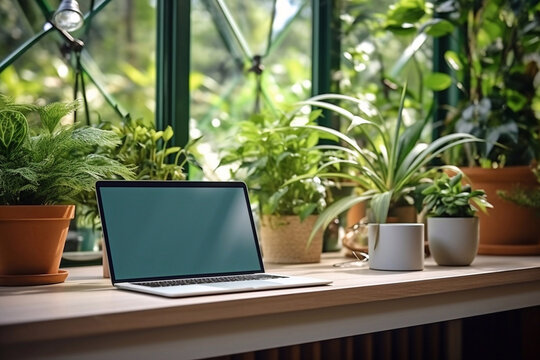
[260,215,323,264]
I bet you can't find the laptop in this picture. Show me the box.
[95,180,331,298]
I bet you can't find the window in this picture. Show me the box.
[189,0,313,177]
[0,0,156,124]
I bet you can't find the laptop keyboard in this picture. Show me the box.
[135,274,286,288]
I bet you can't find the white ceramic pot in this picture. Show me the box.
[427,217,479,266]
[368,223,424,271]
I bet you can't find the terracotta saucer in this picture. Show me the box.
[0,270,68,286]
[478,243,540,256]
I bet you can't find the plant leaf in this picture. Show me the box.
[424,72,452,91]
[370,191,393,224]
[444,50,463,71]
[162,126,174,142]
[38,100,80,134]
[424,19,454,37]
[0,110,28,155]
[307,193,374,245]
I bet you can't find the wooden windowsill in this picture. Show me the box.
[1,253,539,358]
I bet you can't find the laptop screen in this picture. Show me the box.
[96,181,264,282]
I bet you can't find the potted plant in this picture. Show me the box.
[422,172,492,266]
[435,0,540,254]
[220,111,327,263]
[288,85,480,270]
[0,95,132,285]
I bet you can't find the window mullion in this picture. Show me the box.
[312,0,340,131]
[156,0,190,150]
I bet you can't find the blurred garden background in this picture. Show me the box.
[2,0,539,176]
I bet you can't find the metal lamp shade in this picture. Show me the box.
[53,0,84,32]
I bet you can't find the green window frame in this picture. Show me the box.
[155,0,337,152]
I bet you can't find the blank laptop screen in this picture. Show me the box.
[97,182,264,281]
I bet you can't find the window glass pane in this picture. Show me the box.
[0,1,48,57]
[190,0,312,178]
[0,0,156,124]
[0,1,72,103]
[83,0,156,123]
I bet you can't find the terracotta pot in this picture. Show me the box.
[427,217,479,266]
[260,215,323,264]
[388,206,418,223]
[461,166,540,255]
[0,205,75,275]
[346,202,366,228]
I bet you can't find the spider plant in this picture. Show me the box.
[286,86,481,242]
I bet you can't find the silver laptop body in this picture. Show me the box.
[96,180,331,298]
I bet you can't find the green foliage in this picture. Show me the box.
[0,95,133,205]
[497,186,540,212]
[424,72,452,91]
[338,0,439,127]
[422,172,492,217]
[220,111,326,220]
[386,0,426,26]
[101,118,196,181]
[436,0,540,167]
[287,86,480,242]
[497,164,540,212]
[0,110,28,154]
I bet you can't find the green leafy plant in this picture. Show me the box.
[436,0,540,167]
[0,95,133,205]
[220,111,327,220]
[286,85,480,241]
[422,172,492,217]
[101,117,196,180]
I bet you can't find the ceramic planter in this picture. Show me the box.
[260,215,323,264]
[462,166,540,255]
[368,223,424,271]
[427,217,479,266]
[0,205,74,285]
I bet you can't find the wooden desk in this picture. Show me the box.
[1,254,539,359]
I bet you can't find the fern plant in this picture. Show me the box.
[0,95,133,205]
